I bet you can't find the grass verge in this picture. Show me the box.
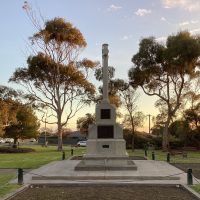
[0,173,20,197]
[192,184,200,194]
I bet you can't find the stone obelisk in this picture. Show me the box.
[84,44,127,158]
[75,44,137,170]
[102,44,109,102]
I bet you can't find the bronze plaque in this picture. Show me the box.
[97,125,114,138]
[101,109,111,119]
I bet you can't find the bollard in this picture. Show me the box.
[18,168,23,185]
[62,151,65,160]
[71,148,74,156]
[152,151,155,160]
[144,149,147,157]
[187,168,193,185]
[167,152,170,163]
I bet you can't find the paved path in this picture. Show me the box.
[10,160,200,185]
[0,169,17,173]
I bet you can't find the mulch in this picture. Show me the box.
[0,147,35,153]
[9,184,199,200]
[172,163,200,179]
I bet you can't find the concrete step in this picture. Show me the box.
[32,176,180,181]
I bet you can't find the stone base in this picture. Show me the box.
[86,139,128,158]
[74,158,137,171]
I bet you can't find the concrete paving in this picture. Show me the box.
[10,160,200,185]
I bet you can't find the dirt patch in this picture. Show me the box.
[172,163,200,179]
[9,184,199,200]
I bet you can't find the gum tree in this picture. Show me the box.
[4,104,39,148]
[128,31,200,150]
[113,80,144,151]
[10,18,97,150]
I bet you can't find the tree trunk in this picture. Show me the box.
[57,121,63,151]
[131,134,135,152]
[13,138,18,148]
[162,120,170,151]
[131,120,135,152]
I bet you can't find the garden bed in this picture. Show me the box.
[172,163,200,179]
[8,184,199,200]
[0,147,35,153]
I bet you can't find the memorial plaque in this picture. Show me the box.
[97,125,114,138]
[102,145,109,148]
[101,109,111,119]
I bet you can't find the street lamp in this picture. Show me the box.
[147,114,152,134]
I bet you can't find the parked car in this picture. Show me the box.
[76,140,87,147]
[4,138,14,143]
[0,138,5,144]
[29,138,36,142]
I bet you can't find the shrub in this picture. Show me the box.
[123,129,162,149]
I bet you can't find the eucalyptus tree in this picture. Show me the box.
[10,18,97,150]
[129,31,200,150]
[0,86,20,134]
[4,104,39,148]
[77,113,95,135]
[94,66,122,107]
[113,80,144,150]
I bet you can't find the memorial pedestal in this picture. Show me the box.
[74,44,137,171]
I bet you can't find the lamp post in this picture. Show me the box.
[147,114,151,134]
[44,116,47,147]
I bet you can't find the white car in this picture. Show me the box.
[0,138,5,143]
[77,141,87,147]
[4,138,14,143]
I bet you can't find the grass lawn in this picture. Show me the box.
[0,145,85,169]
[128,149,200,163]
[192,184,200,194]
[0,173,20,197]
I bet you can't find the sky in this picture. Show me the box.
[1,0,200,131]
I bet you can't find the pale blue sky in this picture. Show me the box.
[1,0,200,130]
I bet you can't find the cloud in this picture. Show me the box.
[162,0,200,11]
[121,35,132,40]
[107,4,122,12]
[135,9,151,16]
[190,28,200,35]
[179,20,199,26]
[179,21,190,26]
[191,20,199,24]
[161,17,166,21]
[155,36,167,43]
[160,17,172,25]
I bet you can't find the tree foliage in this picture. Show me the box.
[0,86,22,135]
[10,16,97,150]
[4,104,39,147]
[184,103,200,132]
[77,113,95,135]
[94,66,125,107]
[129,31,200,150]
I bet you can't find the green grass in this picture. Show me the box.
[0,173,20,197]
[0,145,85,169]
[192,184,200,194]
[128,149,200,163]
